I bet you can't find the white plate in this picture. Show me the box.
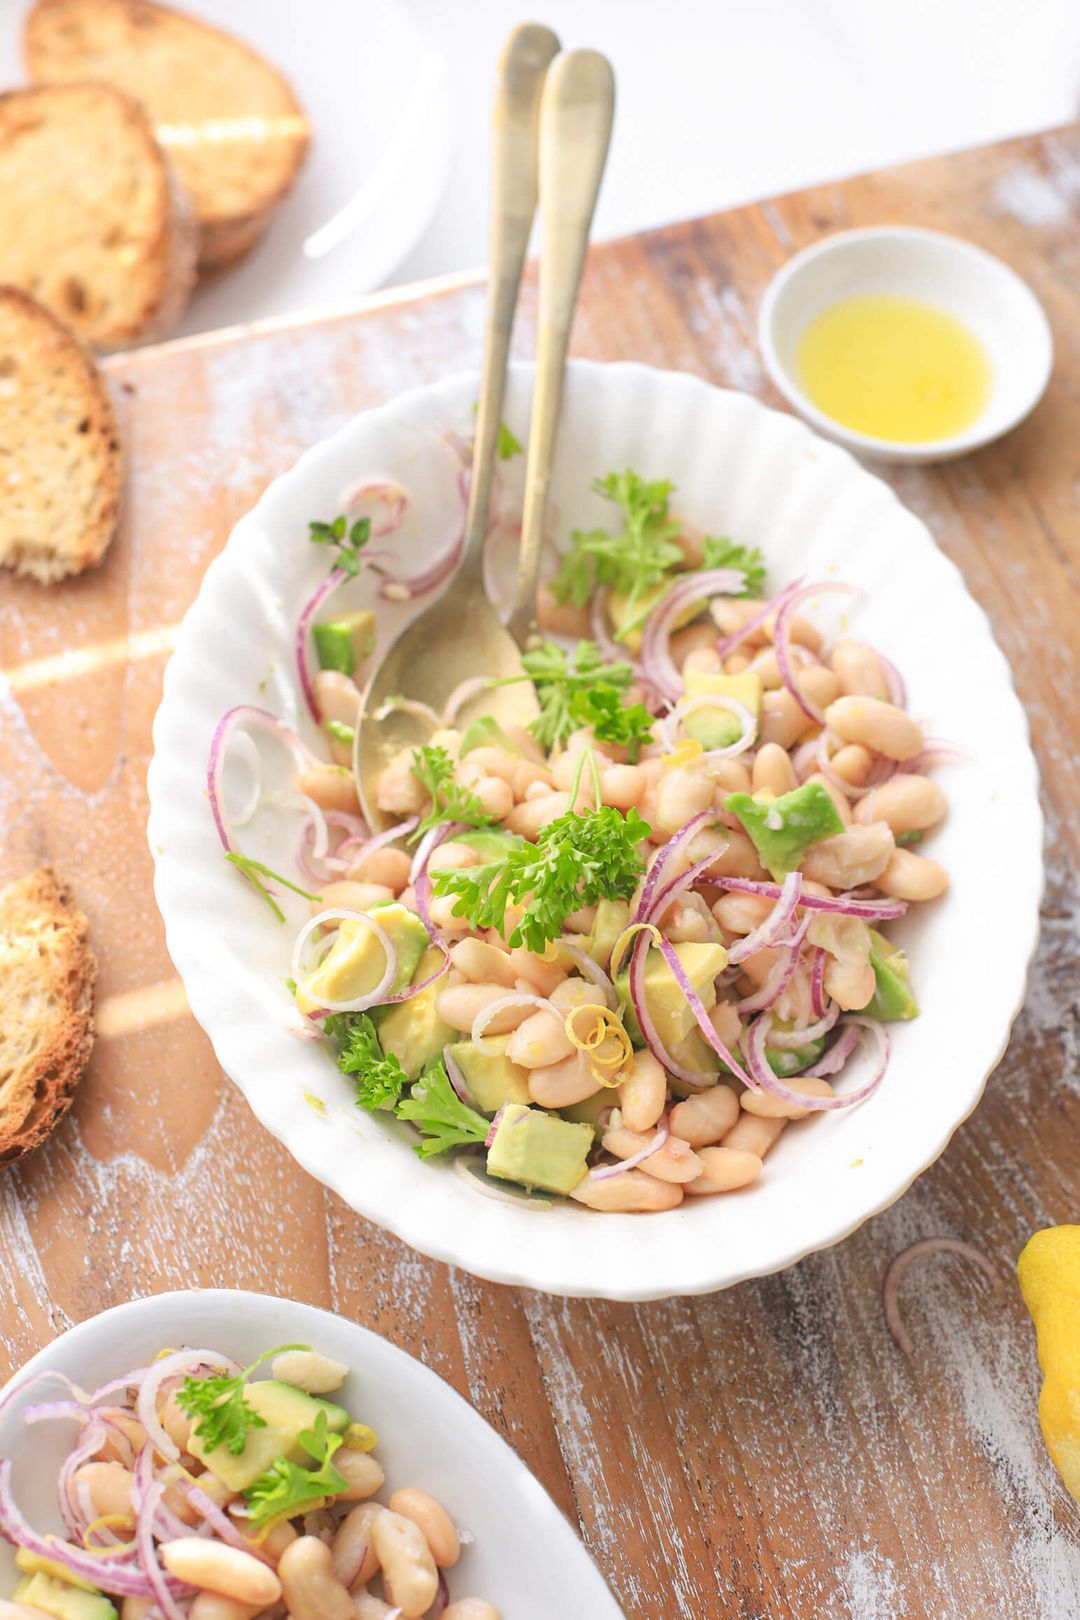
[148,361,1043,1301]
[0,1289,623,1619]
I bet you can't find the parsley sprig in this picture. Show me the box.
[327,1013,410,1110]
[410,745,495,842]
[396,1065,491,1159]
[431,804,650,953]
[308,514,371,578]
[176,1344,308,1457]
[569,686,654,762]
[243,1411,348,1526]
[226,854,320,923]
[495,640,632,751]
[701,535,766,597]
[330,1014,489,1159]
[552,471,683,617]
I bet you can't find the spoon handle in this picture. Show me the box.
[461,22,560,579]
[508,49,615,647]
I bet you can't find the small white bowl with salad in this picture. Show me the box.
[0,1289,623,1620]
[148,360,1042,1300]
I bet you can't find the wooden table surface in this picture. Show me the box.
[3,121,1080,1620]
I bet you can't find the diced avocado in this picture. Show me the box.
[866,929,919,1021]
[460,715,524,757]
[683,669,763,750]
[15,1554,99,1597]
[486,1103,592,1195]
[725,782,845,881]
[453,827,528,860]
[15,1575,116,1620]
[449,1036,531,1112]
[313,611,376,678]
[561,1087,617,1133]
[379,947,454,1076]
[587,897,631,970]
[298,902,428,1014]
[189,1380,350,1492]
[609,582,705,651]
[616,941,728,1051]
[764,1036,826,1076]
[670,1026,722,1077]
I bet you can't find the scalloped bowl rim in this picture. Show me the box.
[148,360,1043,1301]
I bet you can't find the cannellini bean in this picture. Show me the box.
[427,840,481,872]
[708,760,753,798]
[684,1146,763,1194]
[353,1593,396,1620]
[738,945,781,988]
[712,597,768,640]
[654,764,715,835]
[331,1502,383,1589]
[683,646,721,675]
[829,743,873,786]
[450,938,517,987]
[310,881,394,917]
[570,1168,684,1211]
[299,765,362,816]
[120,1602,155,1620]
[764,610,822,653]
[710,998,742,1048]
[550,748,589,791]
[759,688,811,750]
[537,580,590,637]
[830,639,889,700]
[505,791,571,839]
[387,1488,459,1568]
[795,665,842,710]
[435,983,530,1035]
[464,746,521,785]
[442,1603,502,1620]
[752,743,798,797]
[600,765,646,811]
[711,891,773,935]
[314,670,362,728]
[471,776,514,820]
[824,696,923,761]
[549,976,599,1013]
[372,1510,439,1619]
[508,946,566,995]
[747,647,782,688]
[277,1536,353,1620]
[160,1542,281,1607]
[528,1050,601,1108]
[601,1126,703,1183]
[426,895,474,938]
[741,1076,834,1119]
[334,1447,385,1502]
[669,1084,740,1146]
[159,1390,192,1452]
[803,771,852,825]
[512,759,556,797]
[376,750,428,815]
[722,1113,786,1158]
[825,955,877,1011]
[347,846,412,891]
[670,620,720,663]
[505,1008,574,1069]
[96,1412,146,1463]
[800,824,895,889]
[661,894,716,943]
[251,1519,297,1564]
[618,1050,668,1132]
[73,1462,132,1518]
[724,653,751,674]
[699,829,765,880]
[876,848,949,901]
[502,723,546,763]
[854,774,947,835]
[189,1595,260,1620]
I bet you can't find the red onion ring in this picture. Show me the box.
[136,1349,238,1464]
[557,942,616,1004]
[338,477,409,536]
[745,1013,889,1109]
[57,1417,108,1539]
[444,1046,479,1110]
[810,947,828,1018]
[882,1237,998,1357]
[296,567,348,720]
[713,578,801,661]
[730,919,809,1013]
[589,585,624,664]
[766,1000,840,1050]
[0,1462,176,1598]
[700,875,907,921]
[877,650,908,709]
[646,841,732,931]
[632,809,719,925]
[133,1450,191,1620]
[471,992,555,1054]
[773,582,856,723]
[590,1116,670,1180]
[291,908,398,1013]
[207,708,318,854]
[653,935,755,1088]
[658,695,757,760]
[726,871,803,965]
[638,567,750,704]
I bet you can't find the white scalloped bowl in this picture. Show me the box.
[148,362,1042,1301]
[0,1290,623,1618]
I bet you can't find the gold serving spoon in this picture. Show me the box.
[355,34,615,829]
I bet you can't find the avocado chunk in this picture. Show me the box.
[486,1103,592,1195]
[460,715,524,757]
[609,582,705,650]
[866,929,919,1021]
[669,1026,723,1078]
[313,610,376,678]
[453,826,527,860]
[725,782,845,881]
[561,1087,617,1132]
[616,941,728,1051]
[449,1036,531,1112]
[189,1379,350,1492]
[587,898,631,970]
[15,1574,116,1620]
[299,902,428,1014]
[15,1554,100,1598]
[683,669,763,750]
[378,947,454,1076]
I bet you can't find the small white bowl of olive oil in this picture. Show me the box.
[758,225,1053,464]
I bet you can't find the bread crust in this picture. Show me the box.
[0,287,123,583]
[0,866,97,1165]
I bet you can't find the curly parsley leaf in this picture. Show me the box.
[395,1062,491,1159]
[552,471,683,614]
[308,513,372,578]
[226,854,320,924]
[432,804,650,953]
[326,1012,410,1110]
[499,640,635,751]
[176,1345,308,1457]
[700,536,767,597]
[568,685,654,762]
[243,1410,348,1526]
[497,421,523,460]
[410,745,495,842]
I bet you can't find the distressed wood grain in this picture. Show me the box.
[2,122,1080,1620]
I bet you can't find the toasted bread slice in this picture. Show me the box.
[0,289,123,584]
[0,83,197,349]
[0,866,96,1165]
[26,0,311,270]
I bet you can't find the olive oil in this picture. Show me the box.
[797,294,991,443]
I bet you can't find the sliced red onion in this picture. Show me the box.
[223,731,262,829]
[557,942,616,1004]
[590,1117,670,1180]
[366,524,464,603]
[877,650,908,709]
[646,843,732,929]
[471,993,555,1054]
[133,1451,191,1620]
[801,1024,860,1076]
[376,942,450,1007]
[766,1000,840,1049]
[411,821,462,942]
[297,567,348,720]
[57,1416,108,1539]
[432,1571,449,1619]
[207,708,318,854]
[909,737,971,771]
[773,581,856,723]
[713,578,801,661]
[292,909,397,1013]
[171,1475,274,1563]
[410,823,451,886]
[815,727,898,802]
[659,695,757,759]
[650,933,755,1088]
[810,947,828,1018]
[339,477,409,536]
[626,933,714,1088]
[373,695,442,729]
[639,567,750,704]
[745,1013,888,1109]
[0,1462,171,1597]
[701,875,907,921]
[632,809,719,925]
[136,1349,238,1465]
[730,919,809,1013]
[882,1237,998,1357]
[726,871,803,966]
[589,586,623,665]
[444,1046,478,1110]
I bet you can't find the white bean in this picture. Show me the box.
[188,1596,260,1620]
[684,1146,763,1194]
[435,983,530,1034]
[334,1447,385,1501]
[601,1126,703,1183]
[298,765,362,816]
[669,1084,740,1147]
[442,1603,502,1620]
[159,1542,281,1608]
[270,1349,349,1394]
[450,938,517,988]
[853,774,947,836]
[800,824,895,889]
[876,848,949,901]
[570,1170,683,1211]
[823,696,923,761]
[528,1051,601,1108]
[505,1008,574,1069]
[331,1502,383,1589]
[277,1536,353,1620]
[387,1488,460,1568]
[372,1510,439,1619]
[618,1050,668,1132]
[741,1076,834,1119]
